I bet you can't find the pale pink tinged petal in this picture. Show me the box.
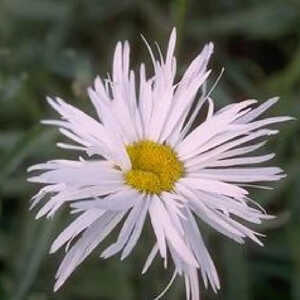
[54,211,126,291]
[191,204,246,244]
[181,184,264,245]
[176,183,246,243]
[187,152,274,172]
[182,127,262,160]
[236,97,279,124]
[140,34,158,73]
[45,97,113,158]
[238,183,274,190]
[94,76,111,101]
[138,65,153,137]
[147,39,178,142]
[192,167,285,183]
[197,113,292,155]
[149,197,167,259]
[198,153,275,169]
[129,71,140,122]
[153,196,199,267]
[194,190,272,224]
[166,28,177,68]
[182,129,278,164]
[33,196,61,219]
[44,183,125,210]
[184,209,220,291]
[96,100,131,170]
[192,206,246,243]
[161,201,184,236]
[171,56,177,78]
[142,243,159,274]
[154,41,164,65]
[160,193,186,235]
[215,212,264,246]
[180,42,214,85]
[113,42,123,84]
[50,209,104,254]
[28,160,122,186]
[41,119,72,128]
[184,273,191,300]
[160,192,187,219]
[176,99,258,157]
[167,244,185,276]
[134,105,144,140]
[75,188,140,212]
[47,97,107,140]
[108,42,140,142]
[59,128,91,147]
[168,43,214,144]
[149,86,175,142]
[206,97,214,119]
[217,141,268,160]
[87,87,104,121]
[29,183,64,210]
[162,70,211,144]
[56,143,87,152]
[101,196,144,259]
[179,177,248,198]
[189,267,200,300]
[121,196,150,259]
[123,41,130,78]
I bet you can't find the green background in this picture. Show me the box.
[0,0,299,299]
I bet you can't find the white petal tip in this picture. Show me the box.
[120,254,127,261]
[27,177,41,183]
[49,247,56,254]
[35,213,42,220]
[53,283,61,293]
[27,166,35,173]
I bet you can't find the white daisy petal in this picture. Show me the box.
[100,197,145,259]
[142,243,159,274]
[121,195,150,259]
[176,99,258,157]
[183,209,220,291]
[164,43,214,145]
[149,196,167,260]
[198,153,275,168]
[192,167,285,183]
[28,160,122,186]
[179,177,248,199]
[151,195,199,267]
[73,188,140,211]
[216,141,268,160]
[182,129,279,166]
[92,99,132,170]
[236,96,279,124]
[50,209,105,254]
[54,211,126,291]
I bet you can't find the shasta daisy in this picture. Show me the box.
[28,28,291,300]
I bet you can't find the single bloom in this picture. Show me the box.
[28,28,291,300]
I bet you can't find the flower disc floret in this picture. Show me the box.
[125,140,184,194]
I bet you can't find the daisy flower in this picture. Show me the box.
[28,28,291,300]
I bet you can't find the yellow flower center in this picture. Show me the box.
[124,140,184,194]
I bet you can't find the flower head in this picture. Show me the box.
[28,28,292,299]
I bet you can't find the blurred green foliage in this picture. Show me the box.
[0,0,299,299]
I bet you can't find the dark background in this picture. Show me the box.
[0,0,299,299]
